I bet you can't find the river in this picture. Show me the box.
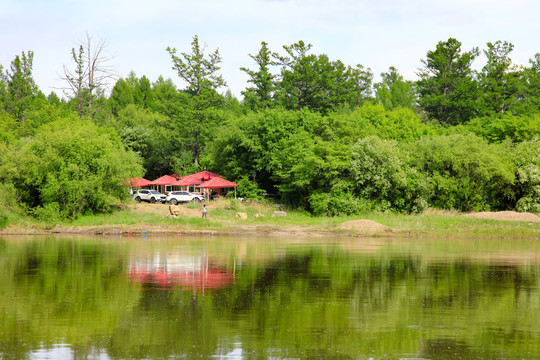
[0,234,539,359]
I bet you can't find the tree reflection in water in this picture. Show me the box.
[0,235,538,359]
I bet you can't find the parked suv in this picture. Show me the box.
[133,189,167,203]
[166,191,205,205]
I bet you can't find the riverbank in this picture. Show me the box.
[2,200,540,239]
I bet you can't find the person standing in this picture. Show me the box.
[202,204,208,218]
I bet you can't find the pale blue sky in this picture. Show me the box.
[1,0,539,98]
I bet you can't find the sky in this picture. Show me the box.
[1,0,540,99]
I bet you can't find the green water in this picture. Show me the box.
[0,235,538,359]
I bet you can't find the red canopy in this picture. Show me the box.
[150,175,178,186]
[171,171,221,186]
[193,170,220,181]
[128,177,152,188]
[171,175,200,187]
[199,176,238,188]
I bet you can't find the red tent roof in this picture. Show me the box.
[128,177,153,188]
[151,175,178,186]
[154,171,236,188]
[199,176,238,188]
[192,170,221,181]
[172,171,221,186]
[171,174,200,186]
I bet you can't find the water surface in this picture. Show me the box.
[0,234,538,359]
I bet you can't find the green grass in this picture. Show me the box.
[2,199,540,239]
[189,200,540,238]
[365,212,540,239]
[63,204,222,230]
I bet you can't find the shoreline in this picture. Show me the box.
[2,203,540,239]
[0,223,369,238]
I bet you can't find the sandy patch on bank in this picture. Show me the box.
[129,202,200,217]
[463,211,540,222]
[338,219,392,235]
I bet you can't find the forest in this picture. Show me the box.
[1,35,540,223]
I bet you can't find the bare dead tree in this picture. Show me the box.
[59,33,117,118]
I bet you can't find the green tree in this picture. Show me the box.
[273,41,371,113]
[347,64,374,108]
[478,41,521,116]
[352,103,434,141]
[374,66,416,110]
[463,113,540,143]
[509,139,540,212]
[149,76,184,117]
[350,136,431,212]
[240,41,275,110]
[0,110,17,143]
[109,73,155,116]
[137,75,154,109]
[109,77,134,115]
[0,51,38,122]
[14,118,143,219]
[112,104,172,179]
[166,35,226,166]
[408,134,514,211]
[416,38,480,125]
[273,40,321,111]
[518,53,540,114]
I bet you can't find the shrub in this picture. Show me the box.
[309,192,372,216]
[236,177,265,200]
[0,182,25,228]
[408,134,515,211]
[15,118,143,219]
[31,202,63,223]
[349,136,431,213]
[511,138,540,212]
[464,114,540,143]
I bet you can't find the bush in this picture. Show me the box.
[0,182,26,228]
[309,192,372,216]
[511,139,540,212]
[464,114,540,143]
[14,118,143,219]
[31,202,63,223]
[408,134,515,211]
[349,136,431,213]
[236,177,265,200]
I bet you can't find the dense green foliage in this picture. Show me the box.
[2,117,142,220]
[2,35,540,223]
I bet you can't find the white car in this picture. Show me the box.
[133,189,167,203]
[166,191,205,205]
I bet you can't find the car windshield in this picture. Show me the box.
[150,190,160,194]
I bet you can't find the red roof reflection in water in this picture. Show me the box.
[128,253,235,292]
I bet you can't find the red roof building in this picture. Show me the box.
[150,175,179,186]
[199,176,238,188]
[128,177,153,188]
[148,171,237,198]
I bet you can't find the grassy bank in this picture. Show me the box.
[1,199,540,239]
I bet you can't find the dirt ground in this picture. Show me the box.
[2,203,539,237]
[131,202,200,218]
[133,203,392,236]
[337,219,392,235]
[463,211,540,222]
